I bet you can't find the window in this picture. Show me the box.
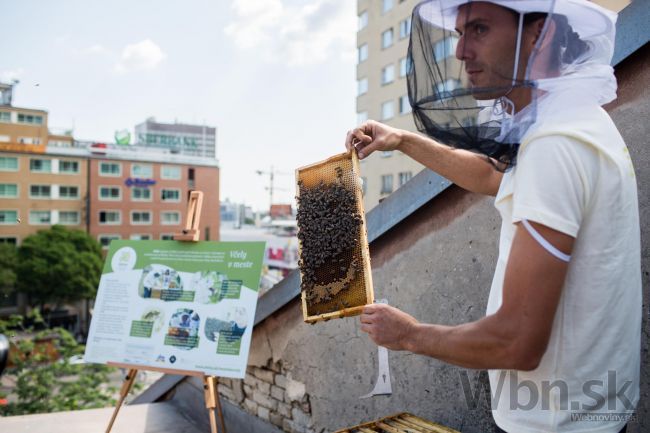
[131,187,152,201]
[99,211,121,225]
[59,211,80,225]
[161,189,181,202]
[188,168,195,188]
[361,177,367,196]
[381,101,395,120]
[381,151,393,158]
[381,29,394,49]
[59,160,79,174]
[131,163,153,178]
[357,111,368,125]
[30,185,51,198]
[380,174,394,194]
[30,159,51,173]
[0,135,9,142]
[161,211,181,225]
[98,234,120,248]
[18,137,42,145]
[161,165,181,180]
[59,186,79,199]
[131,211,152,225]
[357,43,368,63]
[381,64,395,85]
[0,184,18,198]
[161,234,174,240]
[399,56,412,77]
[0,237,17,245]
[0,112,10,123]
[398,171,413,186]
[382,0,393,13]
[0,210,18,224]
[433,36,459,61]
[399,17,412,39]
[399,95,412,114]
[357,78,368,96]
[17,113,43,124]
[0,157,18,171]
[99,186,121,201]
[29,210,51,225]
[435,79,462,100]
[130,234,151,240]
[358,11,368,30]
[99,162,122,176]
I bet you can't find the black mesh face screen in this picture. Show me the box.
[407,1,542,171]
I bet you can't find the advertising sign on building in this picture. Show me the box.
[84,240,265,378]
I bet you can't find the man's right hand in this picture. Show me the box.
[345,120,404,159]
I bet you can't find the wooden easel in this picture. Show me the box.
[105,191,227,433]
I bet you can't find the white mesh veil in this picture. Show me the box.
[408,0,618,170]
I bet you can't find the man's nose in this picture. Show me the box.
[455,36,472,61]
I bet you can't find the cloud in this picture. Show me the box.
[0,68,24,83]
[114,39,166,74]
[84,44,109,55]
[224,0,356,67]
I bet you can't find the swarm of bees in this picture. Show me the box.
[296,167,362,307]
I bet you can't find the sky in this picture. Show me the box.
[0,0,358,212]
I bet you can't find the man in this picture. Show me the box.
[345,1,640,432]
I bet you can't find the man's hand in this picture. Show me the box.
[360,303,419,351]
[345,120,404,159]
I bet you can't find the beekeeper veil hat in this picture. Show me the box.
[407,0,618,170]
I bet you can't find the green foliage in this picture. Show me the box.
[0,311,117,415]
[16,225,103,307]
[0,243,18,297]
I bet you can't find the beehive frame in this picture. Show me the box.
[296,151,374,323]
[333,412,461,433]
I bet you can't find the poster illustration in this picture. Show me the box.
[84,240,265,378]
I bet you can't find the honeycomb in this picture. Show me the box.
[296,151,373,323]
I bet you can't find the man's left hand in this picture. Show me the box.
[360,303,419,351]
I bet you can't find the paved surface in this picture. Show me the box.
[0,401,201,433]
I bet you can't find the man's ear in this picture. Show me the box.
[531,17,556,50]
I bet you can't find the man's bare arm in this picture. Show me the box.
[360,221,574,370]
[346,120,502,196]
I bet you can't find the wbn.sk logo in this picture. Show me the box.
[458,370,635,412]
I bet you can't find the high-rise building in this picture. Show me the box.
[356,0,426,210]
[135,117,217,158]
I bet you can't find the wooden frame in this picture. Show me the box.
[333,412,461,433]
[296,151,374,323]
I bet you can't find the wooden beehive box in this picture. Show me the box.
[296,151,373,323]
[333,412,461,433]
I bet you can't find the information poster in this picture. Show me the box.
[84,240,265,378]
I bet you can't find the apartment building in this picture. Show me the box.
[0,153,87,244]
[356,0,428,210]
[88,156,219,247]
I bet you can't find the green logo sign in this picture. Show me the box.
[115,129,131,146]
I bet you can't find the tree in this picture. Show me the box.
[0,311,117,415]
[0,243,18,298]
[16,225,103,308]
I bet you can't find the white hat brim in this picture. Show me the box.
[417,0,617,39]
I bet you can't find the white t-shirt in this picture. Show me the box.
[487,104,641,433]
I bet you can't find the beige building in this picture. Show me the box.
[0,152,87,244]
[356,0,430,210]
